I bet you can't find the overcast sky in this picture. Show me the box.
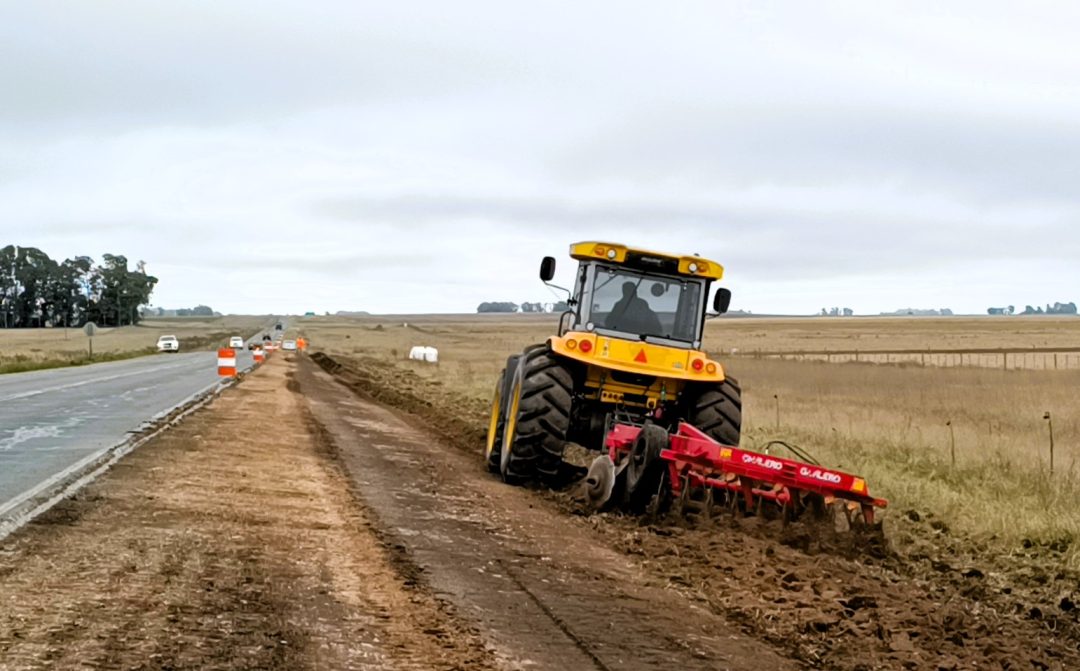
[2,1,1078,315]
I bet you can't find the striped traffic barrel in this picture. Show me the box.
[218,348,237,377]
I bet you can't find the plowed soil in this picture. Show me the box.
[310,351,1080,671]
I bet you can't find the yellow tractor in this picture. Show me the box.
[485,241,739,484]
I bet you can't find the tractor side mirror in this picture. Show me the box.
[540,256,556,282]
[713,287,732,315]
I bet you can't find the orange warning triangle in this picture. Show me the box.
[634,349,648,363]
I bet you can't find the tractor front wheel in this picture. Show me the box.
[484,354,522,472]
[500,348,574,482]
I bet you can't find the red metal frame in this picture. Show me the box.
[605,422,888,523]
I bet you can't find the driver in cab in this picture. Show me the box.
[605,281,663,336]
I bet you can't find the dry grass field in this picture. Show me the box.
[0,315,272,373]
[296,313,1080,564]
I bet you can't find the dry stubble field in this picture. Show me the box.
[296,313,1080,565]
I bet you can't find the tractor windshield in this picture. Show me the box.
[586,265,704,344]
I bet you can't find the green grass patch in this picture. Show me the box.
[0,330,238,376]
[0,348,157,375]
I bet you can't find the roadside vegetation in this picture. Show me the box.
[0,245,157,329]
[0,315,271,374]
[299,314,1080,566]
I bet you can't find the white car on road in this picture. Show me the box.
[229,336,244,349]
[157,335,180,353]
[282,340,297,351]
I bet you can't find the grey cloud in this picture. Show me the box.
[0,2,525,131]
[312,192,1078,280]
[208,252,435,276]
[549,105,1080,206]
[4,1,1080,315]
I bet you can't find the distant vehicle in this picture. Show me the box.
[274,323,283,331]
[262,334,272,342]
[247,342,261,351]
[156,335,180,353]
[282,340,297,351]
[229,336,244,348]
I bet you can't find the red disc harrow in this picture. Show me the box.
[598,422,887,525]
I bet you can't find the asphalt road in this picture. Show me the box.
[0,348,255,514]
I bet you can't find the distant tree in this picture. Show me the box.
[477,301,519,313]
[191,305,214,316]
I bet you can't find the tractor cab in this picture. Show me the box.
[539,242,732,387]
[543,242,730,351]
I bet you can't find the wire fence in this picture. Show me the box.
[721,347,1080,370]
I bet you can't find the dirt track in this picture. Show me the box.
[298,358,794,670]
[0,356,495,670]
[4,352,1080,670]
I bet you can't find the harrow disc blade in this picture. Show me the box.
[581,455,617,511]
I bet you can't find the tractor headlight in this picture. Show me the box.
[607,249,616,259]
[586,322,595,331]
[688,262,699,273]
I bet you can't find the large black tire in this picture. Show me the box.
[622,423,669,513]
[688,377,742,446]
[484,354,521,472]
[501,348,574,482]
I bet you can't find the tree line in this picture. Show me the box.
[0,245,158,328]
[476,301,570,314]
[987,302,1077,315]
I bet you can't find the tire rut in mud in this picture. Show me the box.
[311,351,1080,671]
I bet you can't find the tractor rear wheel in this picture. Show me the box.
[484,354,521,472]
[500,348,574,482]
[688,377,742,446]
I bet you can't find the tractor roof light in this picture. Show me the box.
[688,262,699,273]
[607,249,617,259]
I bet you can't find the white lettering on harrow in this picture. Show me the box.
[799,466,843,484]
[741,454,783,470]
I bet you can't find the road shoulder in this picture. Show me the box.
[0,356,497,670]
